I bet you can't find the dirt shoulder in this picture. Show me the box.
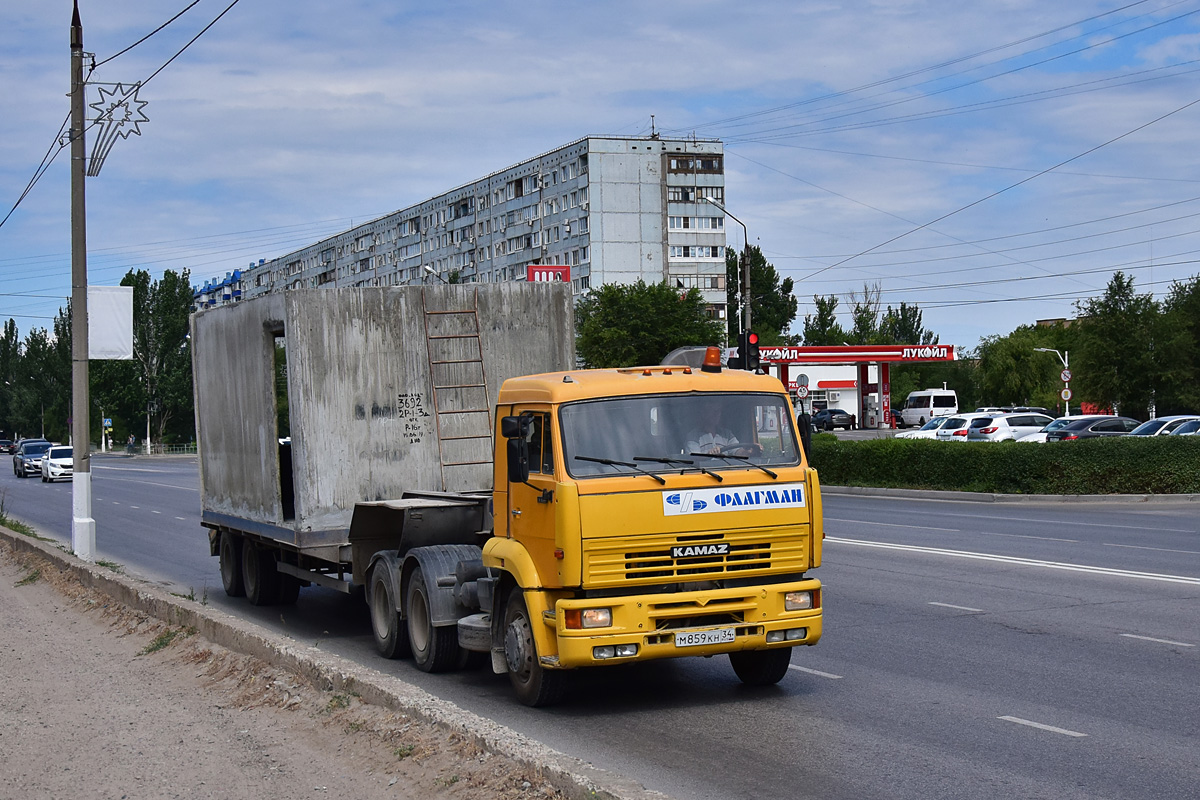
[0,536,575,800]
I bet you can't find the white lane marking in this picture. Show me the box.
[1104,543,1200,556]
[129,506,139,510]
[840,503,1195,533]
[150,510,161,514]
[827,517,959,532]
[175,517,187,521]
[1120,634,1195,647]
[974,531,1078,543]
[788,665,843,679]
[827,537,1200,586]
[998,716,1088,737]
[929,602,983,612]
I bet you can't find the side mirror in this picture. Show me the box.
[507,437,530,484]
[501,415,530,439]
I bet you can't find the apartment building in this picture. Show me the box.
[237,135,729,320]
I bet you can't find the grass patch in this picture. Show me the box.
[394,744,416,759]
[138,627,194,656]
[15,569,41,587]
[95,560,124,573]
[324,694,351,713]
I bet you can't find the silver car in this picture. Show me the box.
[13,439,50,478]
[967,413,1055,442]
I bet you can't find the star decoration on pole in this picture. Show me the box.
[87,82,149,176]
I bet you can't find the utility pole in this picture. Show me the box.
[70,1,96,561]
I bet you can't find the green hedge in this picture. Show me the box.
[809,434,1200,494]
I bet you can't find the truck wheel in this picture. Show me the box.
[242,540,278,606]
[503,588,566,707]
[729,647,793,687]
[369,565,411,659]
[406,568,460,672]
[219,532,245,597]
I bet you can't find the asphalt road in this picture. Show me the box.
[3,456,1198,800]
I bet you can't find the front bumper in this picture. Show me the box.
[44,464,73,480]
[546,578,822,669]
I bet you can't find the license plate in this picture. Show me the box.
[674,627,736,648]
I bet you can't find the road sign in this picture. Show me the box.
[796,373,810,387]
[1061,388,1073,401]
[1060,369,1072,382]
[796,386,809,399]
[103,417,112,427]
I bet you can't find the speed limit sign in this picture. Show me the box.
[1061,388,1073,401]
[1061,369,1072,382]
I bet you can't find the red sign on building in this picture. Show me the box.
[527,265,570,282]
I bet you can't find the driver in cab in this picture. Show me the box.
[686,400,761,457]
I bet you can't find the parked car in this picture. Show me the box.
[935,412,994,442]
[12,439,51,478]
[1170,419,1200,436]
[1017,415,1111,443]
[1000,406,1052,415]
[966,412,1055,442]
[1045,416,1141,441]
[1128,415,1200,437]
[895,416,951,440]
[813,407,857,431]
[40,445,74,482]
[0,439,13,454]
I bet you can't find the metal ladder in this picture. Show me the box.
[421,287,493,490]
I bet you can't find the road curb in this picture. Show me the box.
[0,525,670,800]
[824,485,1200,503]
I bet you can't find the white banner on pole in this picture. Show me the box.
[87,285,134,359]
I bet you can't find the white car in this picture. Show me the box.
[966,412,1055,442]
[935,412,994,442]
[895,417,951,439]
[40,445,73,482]
[1128,415,1200,436]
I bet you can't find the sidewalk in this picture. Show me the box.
[0,531,647,800]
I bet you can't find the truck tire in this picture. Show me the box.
[219,531,245,597]
[405,567,460,672]
[729,647,792,686]
[503,588,566,707]
[369,565,411,659]
[242,539,278,606]
[275,573,301,605]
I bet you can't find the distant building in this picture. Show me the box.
[219,136,728,321]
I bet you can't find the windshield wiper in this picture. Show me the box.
[575,455,666,484]
[689,452,778,479]
[634,455,723,482]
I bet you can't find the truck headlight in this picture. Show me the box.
[564,607,612,629]
[784,591,813,611]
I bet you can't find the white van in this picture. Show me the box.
[896,388,958,428]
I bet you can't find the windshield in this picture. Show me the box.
[906,396,931,409]
[918,418,945,431]
[1129,419,1168,435]
[1043,419,1075,432]
[24,442,50,456]
[49,447,73,459]
[560,393,800,479]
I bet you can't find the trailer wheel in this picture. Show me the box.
[275,573,301,605]
[503,588,566,707]
[219,532,245,597]
[242,540,278,606]
[405,567,460,672]
[369,565,411,659]
[729,647,793,687]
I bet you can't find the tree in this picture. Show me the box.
[91,268,195,446]
[802,295,846,345]
[576,280,725,368]
[879,302,937,346]
[0,319,19,437]
[1073,271,1160,418]
[976,326,1060,407]
[725,246,798,345]
[845,283,882,345]
[1157,276,1200,413]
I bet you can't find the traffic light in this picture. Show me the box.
[738,330,760,372]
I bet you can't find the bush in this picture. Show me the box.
[809,434,1200,494]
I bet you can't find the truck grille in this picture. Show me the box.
[583,529,807,588]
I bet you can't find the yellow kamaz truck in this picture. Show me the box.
[194,285,822,706]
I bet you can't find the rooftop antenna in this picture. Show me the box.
[650,114,658,139]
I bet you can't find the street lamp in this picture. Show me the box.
[702,196,750,334]
[1034,348,1070,416]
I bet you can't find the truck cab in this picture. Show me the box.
[470,361,824,704]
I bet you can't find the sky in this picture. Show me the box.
[4,0,1200,352]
